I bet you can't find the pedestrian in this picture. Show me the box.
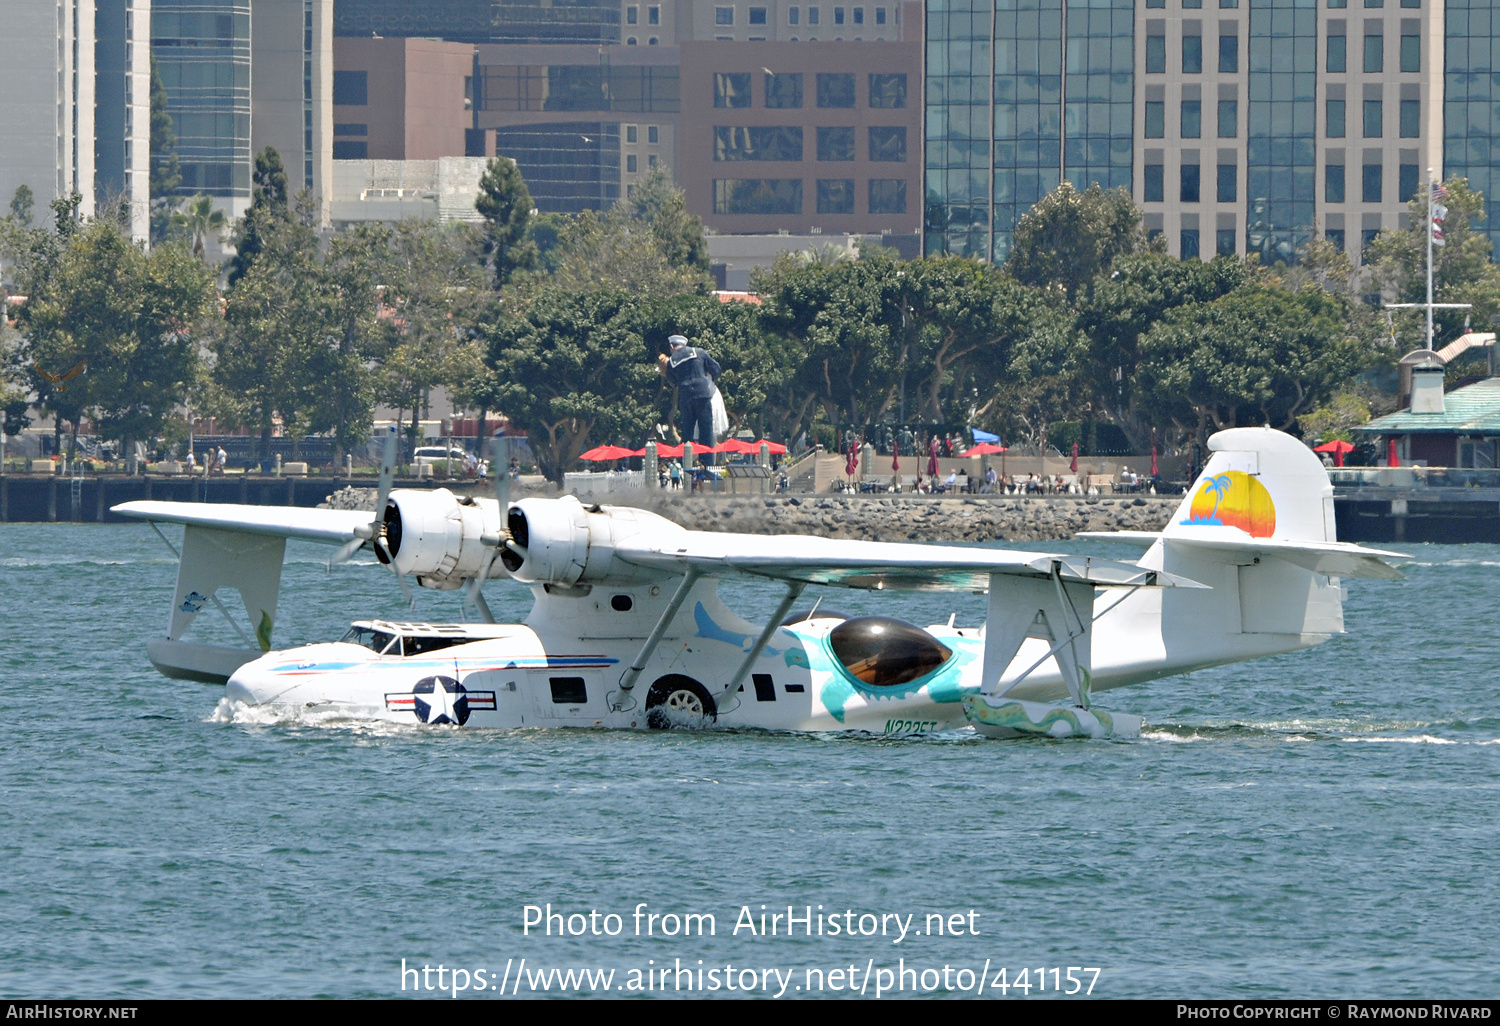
[669,461,682,489]
[186,450,196,474]
[215,445,228,476]
[661,334,721,466]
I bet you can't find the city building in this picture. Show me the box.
[329,157,490,226]
[469,42,680,212]
[150,0,332,221]
[0,0,97,231]
[332,38,475,162]
[926,0,1476,268]
[334,0,625,46]
[95,0,153,241]
[678,32,923,244]
[335,1,919,235]
[1444,1,1500,256]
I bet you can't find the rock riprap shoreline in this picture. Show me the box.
[321,487,1177,543]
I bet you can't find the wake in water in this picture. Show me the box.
[1143,715,1500,746]
[207,697,428,737]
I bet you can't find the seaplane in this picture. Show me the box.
[113,426,1405,739]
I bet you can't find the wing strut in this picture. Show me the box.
[980,563,1097,709]
[715,580,806,707]
[611,567,702,711]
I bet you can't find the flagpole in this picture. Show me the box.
[1427,167,1435,351]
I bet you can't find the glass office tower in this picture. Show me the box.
[1445,1,1500,255]
[151,0,252,201]
[1245,0,1317,265]
[926,0,1134,262]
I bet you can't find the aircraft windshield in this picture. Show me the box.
[341,627,398,654]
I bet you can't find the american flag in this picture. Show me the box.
[1434,183,1450,202]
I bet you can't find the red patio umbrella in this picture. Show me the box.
[927,436,940,478]
[579,444,637,461]
[1313,439,1355,467]
[1070,441,1079,474]
[718,438,760,454]
[653,443,685,457]
[1388,438,1399,467]
[845,440,858,478]
[961,442,1009,456]
[1151,445,1159,477]
[892,439,901,474]
[760,440,789,455]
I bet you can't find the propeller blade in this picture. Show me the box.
[492,435,510,513]
[373,424,398,527]
[326,536,364,571]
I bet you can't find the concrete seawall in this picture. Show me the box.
[323,487,1179,542]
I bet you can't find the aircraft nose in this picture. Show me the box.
[225,674,257,705]
[225,664,277,706]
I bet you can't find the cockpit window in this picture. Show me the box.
[341,627,398,654]
[827,617,953,688]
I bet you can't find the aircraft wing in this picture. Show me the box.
[612,531,1207,591]
[112,500,371,544]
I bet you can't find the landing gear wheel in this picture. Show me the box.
[645,675,717,730]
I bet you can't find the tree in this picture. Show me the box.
[209,214,326,459]
[518,170,711,298]
[755,251,902,429]
[9,186,34,226]
[226,148,290,287]
[1006,181,1160,301]
[479,289,657,484]
[1134,284,1362,443]
[17,215,214,468]
[1075,252,1248,447]
[148,55,182,245]
[475,156,536,288]
[169,193,228,261]
[625,165,709,274]
[373,220,487,453]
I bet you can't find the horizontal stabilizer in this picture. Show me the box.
[113,501,371,544]
[1075,530,1162,546]
[1166,535,1408,580]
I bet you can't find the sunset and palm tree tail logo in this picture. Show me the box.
[1182,470,1276,537]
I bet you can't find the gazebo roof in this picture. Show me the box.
[1359,377,1500,435]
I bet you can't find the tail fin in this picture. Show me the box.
[1141,427,1345,648]
[1160,425,1336,544]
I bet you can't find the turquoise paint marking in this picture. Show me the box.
[693,602,783,656]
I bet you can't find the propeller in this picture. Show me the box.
[466,435,511,623]
[329,425,416,609]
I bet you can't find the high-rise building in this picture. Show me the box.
[151,0,331,221]
[0,0,97,230]
[96,0,153,241]
[926,0,1463,268]
[1443,0,1500,256]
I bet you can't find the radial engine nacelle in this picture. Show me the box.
[377,488,507,589]
[379,492,681,590]
[500,495,682,587]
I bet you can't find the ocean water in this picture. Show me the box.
[1,523,1497,999]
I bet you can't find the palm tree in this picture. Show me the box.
[170,193,227,261]
[1201,473,1232,521]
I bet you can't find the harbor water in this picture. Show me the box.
[1,524,1497,998]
